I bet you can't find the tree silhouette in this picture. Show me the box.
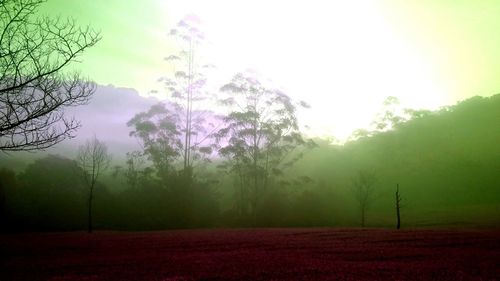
[156,14,215,180]
[215,72,313,219]
[0,168,17,229]
[127,103,183,182]
[127,103,216,227]
[77,137,110,233]
[0,0,101,151]
[395,183,402,229]
[351,170,377,227]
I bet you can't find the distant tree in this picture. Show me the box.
[351,170,377,227]
[122,151,147,189]
[155,14,215,180]
[127,15,221,228]
[0,0,101,151]
[371,96,407,131]
[127,103,183,182]
[348,128,373,141]
[0,168,17,228]
[112,151,155,189]
[127,103,216,227]
[215,72,314,219]
[10,155,86,231]
[395,183,402,229]
[349,96,434,141]
[77,137,111,233]
[403,108,432,120]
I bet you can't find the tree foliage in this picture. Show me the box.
[215,72,314,217]
[156,14,215,175]
[127,103,183,181]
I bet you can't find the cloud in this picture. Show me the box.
[56,85,160,159]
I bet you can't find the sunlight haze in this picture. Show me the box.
[40,0,500,141]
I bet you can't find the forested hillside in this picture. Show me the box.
[1,95,499,231]
[290,94,500,226]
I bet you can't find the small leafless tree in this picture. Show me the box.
[77,137,111,233]
[0,0,101,151]
[351,170,377,227]
[395,183,402,229]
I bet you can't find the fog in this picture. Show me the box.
[1,2,499,233]
[1,92,498,231]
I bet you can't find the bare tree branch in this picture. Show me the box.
[0,0,101,151]
[76,136,111,233]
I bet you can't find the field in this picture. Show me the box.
[1,228,499,280]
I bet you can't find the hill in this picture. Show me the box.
[292,94,500,226]
[0,85,159,170]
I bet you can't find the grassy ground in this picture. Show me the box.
[1,228,499,280]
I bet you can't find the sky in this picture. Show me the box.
[39,0,500,141]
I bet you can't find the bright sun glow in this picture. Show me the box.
[40,0,500,141]
[157,0,448,141]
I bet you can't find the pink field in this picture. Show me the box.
[1,228,499,280]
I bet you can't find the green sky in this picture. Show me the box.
[39,0,175,89]
[38,0,500,139]
[381,0,500,100]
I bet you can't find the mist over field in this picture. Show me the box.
[1,0,499,280]
[1,89,499,230]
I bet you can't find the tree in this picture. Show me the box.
[127,103,216,227]
[77,137,110,233]
[371,96,406,131]
[126,15,217,227]
[215,72,314,219]
[395,183,402,229]
[0,0,101,151]
[351,170,377,227]
[0,167,17,229]
[127,103,183,183]
[14,155,86,230]
[122,151,148,189]
[156,14,215,179]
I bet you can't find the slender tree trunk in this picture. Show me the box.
[396,183,401,230]
[183,86,190,172]
[252,101,259,224]
[88,183,94,233]
[361,206,365,227]
[239,169,245,217]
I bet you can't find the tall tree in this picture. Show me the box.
[127,102,215,227]
[216,72,313,218]
[0,0,101,151]
[77,137,111,233]
[157,14,215,179]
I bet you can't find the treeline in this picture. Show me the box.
[0,154,331,231]
[0,12,498,231]
[1,94,499,231]
[290,94,500,226]
[0,155,219,231]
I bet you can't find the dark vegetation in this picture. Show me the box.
[0,2,498,232]
[0,0,100,151]
[1,94,499,231]
[0,3,499,279]
[1,228,499,280]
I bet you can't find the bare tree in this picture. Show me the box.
[0,0,101,151]
[77,137,111,233]
[395,183,402,229]
[351,170,377,227]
